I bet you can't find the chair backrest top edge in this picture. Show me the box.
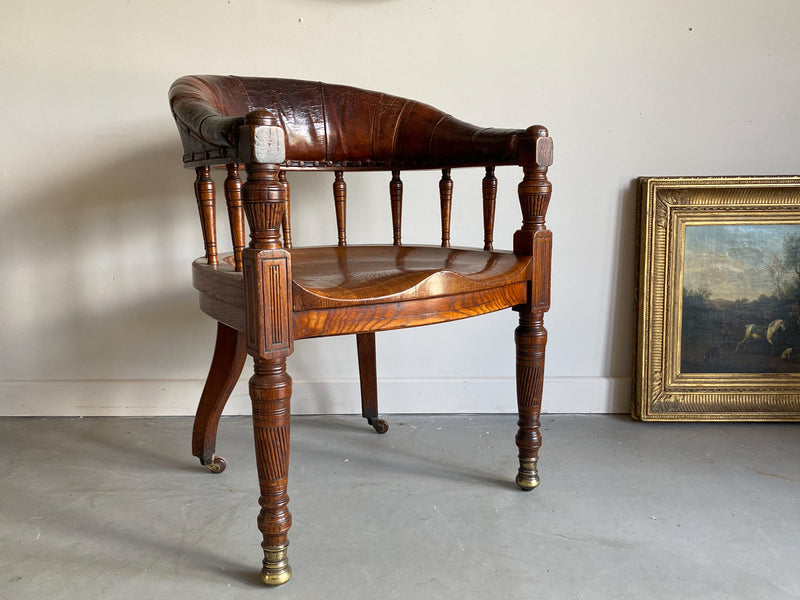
[170,75,526,170]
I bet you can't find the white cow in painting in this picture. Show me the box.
[735,319,786,355]
[781,347,794,363]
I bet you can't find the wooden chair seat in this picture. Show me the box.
[193,246,532,338]
[290,245,532,309]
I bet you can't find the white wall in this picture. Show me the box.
[1,1,798,416]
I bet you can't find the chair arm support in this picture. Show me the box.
[169,76,245,167]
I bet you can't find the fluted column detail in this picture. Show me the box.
[239,109,294,585]
[513,125,553,491]
[514,311,547,490]
[250,357,293,585]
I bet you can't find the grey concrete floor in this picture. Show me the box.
[1,415,799,600]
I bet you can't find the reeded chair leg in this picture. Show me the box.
[192,322,247,473]
[250,356,293,585]
[514,310,546,491]
[356,332,388,434]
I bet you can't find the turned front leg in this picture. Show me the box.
[239,109,294,584]
[513,125,553,491]
[514,311,546,490]
[250,356,293,585]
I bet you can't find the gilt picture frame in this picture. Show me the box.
[634,176,800,421]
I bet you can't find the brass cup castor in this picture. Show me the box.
[261,543,292,586]
[515,457,540,491]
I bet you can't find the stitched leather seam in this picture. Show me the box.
[319,81,328,162]
[371,94,383,160]
[472,127,491,142]
[233,76,252,111]
[392,100,413,160]
[428,115,448,155]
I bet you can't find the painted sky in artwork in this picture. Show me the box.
[683,224,800,301]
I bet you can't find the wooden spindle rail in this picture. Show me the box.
[224,163,246,271]
[439,168,453,248]
[279,171,292,249]
[390,170,403,246]
[333,170,347,246]
[194,165,218,266]
[482,166,497,251]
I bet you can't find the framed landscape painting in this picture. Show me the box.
[634,176,800,421]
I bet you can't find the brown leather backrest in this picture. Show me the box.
[169,75,525,170]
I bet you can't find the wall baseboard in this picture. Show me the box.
[0,376,631,416]
[0,377,630,417]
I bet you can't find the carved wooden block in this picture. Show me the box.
[243,248,293,359]
[239,112,286,165]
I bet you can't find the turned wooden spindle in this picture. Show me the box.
[224,163,246,271]
[243,170,286,251]
[251,357,292,585]
[515,126,553,237]
[279,171,292,249]
[390,170,403,246]
[439,168,453,248]
[240,119,292,358]
[482,166,497,251]
[194,165,218,266]
[514,311,546,490]
[512,125,553,492]
[240,110,294,586]
[333,170,347,246]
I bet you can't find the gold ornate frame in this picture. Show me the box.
[634,176,800,421]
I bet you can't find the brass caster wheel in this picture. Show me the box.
[202,455,227,474]
[515,457,539,491]
[367,417,389,434]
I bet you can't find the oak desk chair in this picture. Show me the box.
[168,75,553,585]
